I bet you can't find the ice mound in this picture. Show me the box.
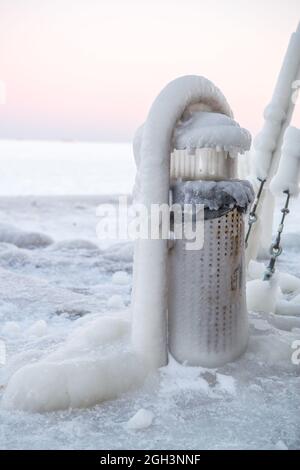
[112,271,130,285]
[126,409,154,430]
[247,277,281,314]
[248,260,300,294]
[0,223,53,249]
[247,260,300,316]
[104,242,133,263]
[172,111,251,156]
[1,321,22,337]
[26,320,48,337]
[2,316,148,412]
[275,300,300,316]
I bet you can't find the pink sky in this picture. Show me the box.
[0,0,299,142]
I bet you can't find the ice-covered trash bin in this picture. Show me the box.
[168,177,254,367]
[168,110,254,367]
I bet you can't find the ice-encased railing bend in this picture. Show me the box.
[132,75,252,369]
[132,75,236,368]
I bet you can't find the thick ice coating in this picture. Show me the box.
[2,316,147,412]
[253,23,300,180]
[172,111,251,156]
[131,75,234,368]
[270,126,300,196]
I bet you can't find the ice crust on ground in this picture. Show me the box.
[172,111,251,156]
[0,196,299,449]
[48,239,100,252]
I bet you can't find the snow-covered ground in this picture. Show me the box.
[0,140,299,450]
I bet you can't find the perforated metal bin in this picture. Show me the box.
[168,181,249,368]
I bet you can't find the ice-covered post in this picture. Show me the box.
[247,22,300,263]
[131,75,253,369]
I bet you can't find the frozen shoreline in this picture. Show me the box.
[0,195,299,449]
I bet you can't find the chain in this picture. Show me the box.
[245,177,267,248]
[263,190,290,281]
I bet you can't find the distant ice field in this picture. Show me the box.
[0,140,135,196]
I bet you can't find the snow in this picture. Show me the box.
[0,144,299,449]
[215,373,236,396]
[270,126,300,196]
[132,75,233,368]
[172,111,251,156]
[126,409,154,430]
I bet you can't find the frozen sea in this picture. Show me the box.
[0,140,299,450]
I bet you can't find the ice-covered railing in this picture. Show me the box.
[247,22,300,261]
[247,126,300,315]
[132,75,234,368]
[270,126,300,197]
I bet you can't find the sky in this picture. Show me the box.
[0,0,300,142]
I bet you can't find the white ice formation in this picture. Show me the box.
[270,126,300,197]
[131,75,235,368]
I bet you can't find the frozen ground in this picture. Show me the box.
[0,141,299,450]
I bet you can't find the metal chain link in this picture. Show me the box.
[263,190,290,281]
[245,177,267,248]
